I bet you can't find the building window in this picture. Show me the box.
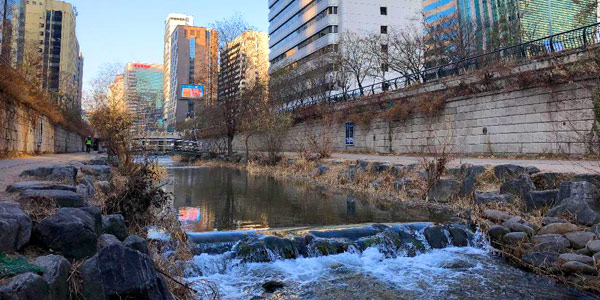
[380,7,387,15]
[381,63,389,72]
[345,122,355,146]
[380,26,388,34]
[381,44,388,54]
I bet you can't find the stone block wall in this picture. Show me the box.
[0,98,83,156]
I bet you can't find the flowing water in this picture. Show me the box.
[161,161,598,300]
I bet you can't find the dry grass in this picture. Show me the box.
[17,196,57,225]
[67,260,85,300]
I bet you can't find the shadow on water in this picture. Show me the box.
[166,166,453,232]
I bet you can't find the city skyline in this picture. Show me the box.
[68,0,269,92]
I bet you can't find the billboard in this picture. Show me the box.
[181,84,204,99]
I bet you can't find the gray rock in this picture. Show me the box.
[428,179,460,203]
[102,214,128,241]
[98,234,121,249]
[542,217,567,226]
[80,176,96,198]
[391,164,406,176]
[447,224,472,247]
[573,174,600,189]
[81,244,173,300]
[576,247,593,256]
[532,234,571,253]
[370,162,390,173]
[522,252,559,269]
[587,240,600,253]
[262,280,284,293]
[588,223,600,235]
[424,225,449,249]
[314,164,329,176]
[0,201,32,252]
[562,261,597,275]
[482,209,513,222]
[459,165,486,197]
[565,231,596,249]
[499,175,536,200]
[36,208,98,259]
[446,167,463,178]
[547,181,600,226]
[20,165,77,185]
[33,255,71,300]
[79,165,112,181]
[502,232,528,245]
[79,206,103,235]
[356,160,369,171]
[505,222,535,236]
[524,190,558,212]
[124,235,149,255]
[0,272,50,300]
[488,225,510,241]
[20,189,85,208]
[494,164,535,181]
[558,253,594,265]
[393,178,413,192]
[593,251,600,262]
[6,181,76,193]
[474,191,512,205]
[537,223,578,235]
[85,159,108,166]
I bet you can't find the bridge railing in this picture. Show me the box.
[287,22,600,111]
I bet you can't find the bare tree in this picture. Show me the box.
[210,13,255,54]
[0,0,14,63]
[334,31,379,95]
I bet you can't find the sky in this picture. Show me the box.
[70,0,269,90]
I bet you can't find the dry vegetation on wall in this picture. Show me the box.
[0,64,90,137]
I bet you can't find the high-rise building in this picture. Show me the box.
[163,13,194,131]
[108,73,125,112]
[268,0,421,99]
[124,63,165,133]
[218,30,269,101]
[15,0,83,111]
[423,0,458,26]
[168,25,218,131]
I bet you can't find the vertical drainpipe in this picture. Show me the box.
[546,0,553,35]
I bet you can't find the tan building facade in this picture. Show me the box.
[218,30,269,101]
[168,25,218,131]
[163,14,194,130]
[108,73,125,112]
[16,0,83,112]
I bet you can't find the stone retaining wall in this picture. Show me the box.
[0,98,83,156]
[232,50,598,157]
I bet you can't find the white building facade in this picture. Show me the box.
[268,0,422,97]
[163,13,194,132]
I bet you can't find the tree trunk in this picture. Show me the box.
[227,134,234,157]
[244,135,250,164]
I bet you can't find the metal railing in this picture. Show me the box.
[285,22,600,111]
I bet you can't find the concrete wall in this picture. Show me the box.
[0,98,84,156]
[231,50,599,157]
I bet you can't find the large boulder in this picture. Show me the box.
[370,162,390,173]
[36,208,98,259]
[424,225,449,248]
[532,172,561,190]
[532,234,571,253]
[428,179,460,203]
[459,165,485,197]
[537,223,578,235]
[80,206,103,235]
[562,261,597,275]
[565,231,595,249]
[20,165,77,185]
[499,175,536,200]
[474,191,512,205]
[547,181,600,226]
[494,164,539,181]
[0,201,32,253]
[522,252,559,269]
[502,232,528,245]
[102,214,128,241]
[488,225,510,241]
[524,190,558,212]
[124,235,149,255]
[558,253,594,265]
[81,244,173,300]
[97,234,122,250]
[20,189,85,208]
[79,165,112,181]
[33,255,71,300]
[0,272,50,300]
[482,209,513,222]
[6,181,76,193]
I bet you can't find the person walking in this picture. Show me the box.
[85,137,93,153]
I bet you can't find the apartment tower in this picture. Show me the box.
[124,63,165,133]
[163,13,194,131]
[168,25,218,131]
[218,30,269,101]
[268,0,421,99]
[15,0,83,111]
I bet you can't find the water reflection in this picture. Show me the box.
[168,166,447,232]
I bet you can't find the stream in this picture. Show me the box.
[161,160,597,300]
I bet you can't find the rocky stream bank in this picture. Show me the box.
[0,159,174,300]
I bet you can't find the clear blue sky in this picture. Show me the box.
[70,0,269,90]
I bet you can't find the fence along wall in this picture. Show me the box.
[0,97,83,156]
[233,52,598,156]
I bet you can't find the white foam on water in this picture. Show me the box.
[187,246,490,299]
